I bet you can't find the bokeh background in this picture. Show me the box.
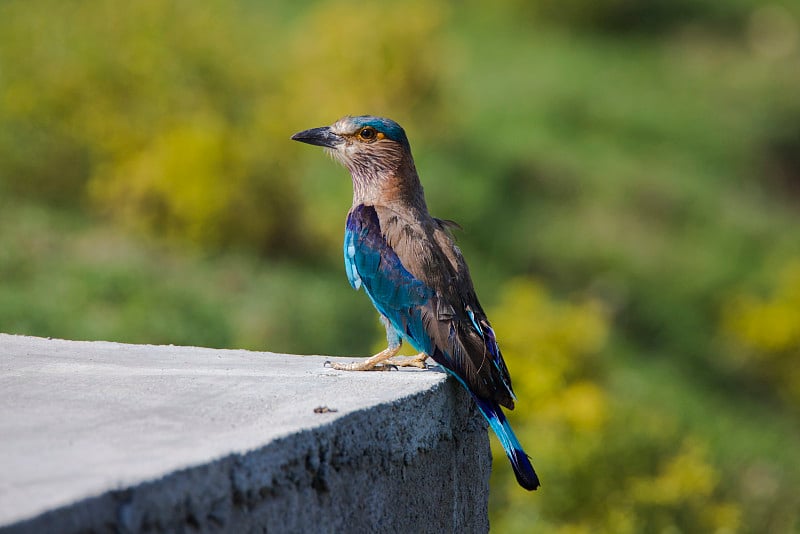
[2,1,800,531]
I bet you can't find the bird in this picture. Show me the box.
[291,115,540,491]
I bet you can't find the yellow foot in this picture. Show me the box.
[326,345,402,371]
[385,352,429,369]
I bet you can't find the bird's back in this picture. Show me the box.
[352,201,516,410]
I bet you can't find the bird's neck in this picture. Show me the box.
[350,156,428,212]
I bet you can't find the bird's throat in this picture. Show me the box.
[351,169,427,209]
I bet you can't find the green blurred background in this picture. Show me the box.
[2,0,800,531]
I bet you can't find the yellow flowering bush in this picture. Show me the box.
[0,0,450,251]
[721,260,800,410]
[489,279,740,533]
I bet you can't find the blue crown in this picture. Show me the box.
[351,116,410,148]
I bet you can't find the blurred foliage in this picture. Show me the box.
[721,260,800,411]
[0,0,448,252]
[0,199,376,354]
[500,0,758,35]
[2,0,800,531]
[490,281,740,533]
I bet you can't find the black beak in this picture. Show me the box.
[291,126,343,148]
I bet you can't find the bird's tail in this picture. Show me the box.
[473,397,540,491]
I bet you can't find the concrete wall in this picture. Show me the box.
[0,334,490,533]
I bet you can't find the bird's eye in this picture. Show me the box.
[359,127,377,141]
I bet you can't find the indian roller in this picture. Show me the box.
[291,116,540,491]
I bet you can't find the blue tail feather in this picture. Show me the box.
[441,366,539,490]
[474,397,540,491]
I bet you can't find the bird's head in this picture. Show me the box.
[292,115,413,182]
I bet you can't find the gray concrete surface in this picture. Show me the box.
[0,334,490,533]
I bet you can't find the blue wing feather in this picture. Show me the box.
[343,239,362,290]
[345,205,434,354]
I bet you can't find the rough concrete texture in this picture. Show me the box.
[0,334,490,533]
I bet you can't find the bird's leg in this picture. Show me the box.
[377,315,428,367]
[328,316,403,371]
[328,344,402,371]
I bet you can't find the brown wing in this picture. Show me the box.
[373,204,515,409]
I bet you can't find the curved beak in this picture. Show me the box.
[291,126,343,149]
